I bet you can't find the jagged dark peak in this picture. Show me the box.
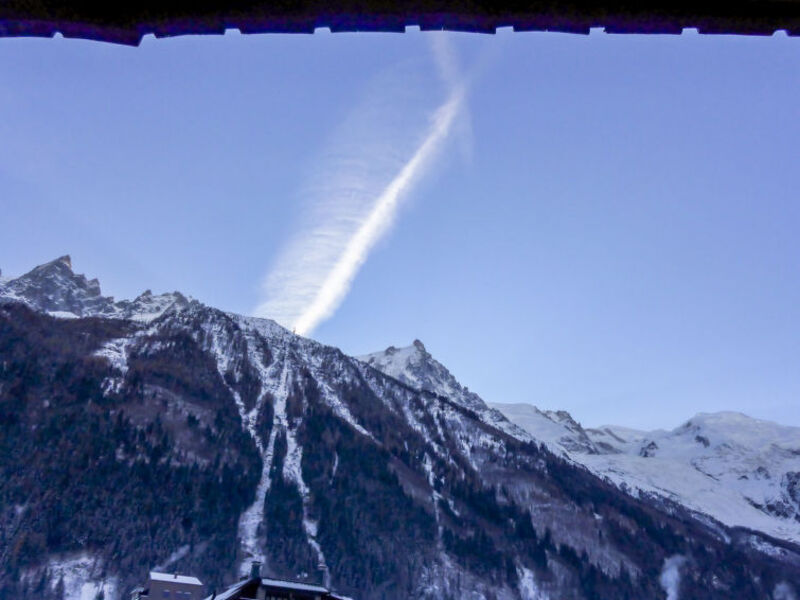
[24,254,74,276]
[34,254,72,270]
[0,255,113,317]
[0,256,191,323]
[24,254,78,278]
[112,289,192,323]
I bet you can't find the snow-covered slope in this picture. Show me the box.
[485,403,604,455]
[491,402,800,545]
[583,412,800,543]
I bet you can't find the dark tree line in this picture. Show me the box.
[0,304,261,598]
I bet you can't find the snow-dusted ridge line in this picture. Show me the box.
[493,402,800,547]
[3,258,525,446]
[353,337,800,550]
[233,313,375,441]
[2,258,392,577]
[0,255,190,323]
[356,341,534,444]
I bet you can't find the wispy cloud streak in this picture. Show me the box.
[254,36,467,335]
[291,88,464,335]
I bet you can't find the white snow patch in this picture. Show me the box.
[47,310,79,319]
[774,582,798,600]
[94,337,130,375]
[749,534,790,558]
[331,452,339,479]
[659,555,686,600]
[518,566,548,600]
[31,554,117,600]
[93,319,171,395]
[149,571,202,585]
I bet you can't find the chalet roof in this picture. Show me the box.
[0,0,798,45]
[260,577,328,593]
[203,578,251,600]
[203,576,344,600]
[150,572,204,586]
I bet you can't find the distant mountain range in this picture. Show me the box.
[1,256,799,600]
[491,404,800,547]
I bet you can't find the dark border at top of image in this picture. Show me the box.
[0,0,799,46]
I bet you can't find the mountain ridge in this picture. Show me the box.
[490,403,800,546]
[355,332,800,546]
[0,255,190,322]
[1,257,799,600]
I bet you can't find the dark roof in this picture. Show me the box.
[204,577,349,600]
[259,577,328,594]
[203,578,252,600]
[0,0,798,45]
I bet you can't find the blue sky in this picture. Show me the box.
[1,29,798,430]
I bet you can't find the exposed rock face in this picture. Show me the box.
[1,257,799,600]
[0,255,188,321]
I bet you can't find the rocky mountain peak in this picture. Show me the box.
[359,340,471,402]
[56,254,72,269]
[29,254,75,276]
[1,255,112,317]
[0,256,188,323]
[357,342,533,441]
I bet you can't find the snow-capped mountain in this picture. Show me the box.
[358,343,800,546]
[358,342,532,441]
[490,403,800,547]
[0,255,188,321]
[2,257,800,600]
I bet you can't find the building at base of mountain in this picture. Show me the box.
[208,563,351,600]
[132,572,205,600]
